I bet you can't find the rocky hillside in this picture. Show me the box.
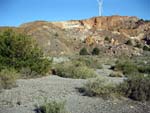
[1,16,150,56]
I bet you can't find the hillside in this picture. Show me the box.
[0,16,150,113]
[1,15,150,56]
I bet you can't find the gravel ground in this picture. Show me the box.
[0,74,150,113]
[0,65,149,113]
[96,64,125,84]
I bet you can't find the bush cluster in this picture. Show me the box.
[138,66,150,74]
[0,29,52,90]
[92,47,100,55]
[119,75,150,101]
[81,74,150,101]
[114,59,138,76]
[75,57,102,69]
[77,56,150,101]
[79,47,89,55]
[55,61,97,79]
[83,77,116,97]
[114,58,150,76]
[104,36,111,42]
[0,68,18,89]
[35,101,67,113]
[125,39,135,46]
[143,45,150,51]
[0,29,51,75]
[79,47,100,55]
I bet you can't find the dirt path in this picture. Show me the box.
[0,75,149,113]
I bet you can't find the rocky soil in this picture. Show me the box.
[1,16,150,56]
[0,66,150,113]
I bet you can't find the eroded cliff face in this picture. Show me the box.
[51,15,149,40]
[1,16,150,56]
[52,16,139,30]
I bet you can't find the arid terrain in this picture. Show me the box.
[1,16,150,56]
[0,65,150,113]
[0,16,150,113]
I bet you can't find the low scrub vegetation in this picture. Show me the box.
[81,75,150,101]
[74,56,102,69]
[104,36,111,42]
[119,75,150,101]
[114,57,150,77]
[79,47,100,56]
[125,39,135,46]
[35,100,67,113]
[138,64,150,74]
[79,47,89,55]
[108,56,150,101]
[143,45,150,51]
[83,77,117,98]
[114,59,138,76]
[0,29,52,90]
[55,61,97,79]
[92,47,100,55]
[0,68,18,89]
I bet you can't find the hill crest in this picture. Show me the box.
[1,16,150,56]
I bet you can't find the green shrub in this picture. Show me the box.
[92,47,100,55]
[72,66,97,79]
[83,77,116,97]
[79,47,89,55]
[0,68,18,89]
[119,75,150,101]
[104,36,111,42]
[114,59,138,76]
[143,45,150,51]
[55,61,97,79]
[35,101,67,113]
[29,58,52,76]
[125,39,135,46]
[138,66,150,74]
[20,67,39,78]
[75,57,102,69]
[0,29,51,75]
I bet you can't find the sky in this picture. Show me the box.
[0,0,150,26]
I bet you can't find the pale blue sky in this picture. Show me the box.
[0,0,150,26]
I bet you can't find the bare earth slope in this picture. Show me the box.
[1,16,150,56]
